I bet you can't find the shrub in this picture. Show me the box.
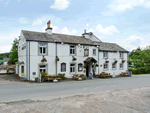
[41,58,47,62]
[40,72,47,79]
[56,56,59,61]
[58,73,65,79]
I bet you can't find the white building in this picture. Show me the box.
[16,20,129,81]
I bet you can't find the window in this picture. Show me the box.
[104,63,108,70]
[61,63,66,72]
[93,49,96,56]
[39,46,47,55]
[70,64,75,73]
[112,63,116,70]
[21,66,24,73]
[70,45,75,55]
[120,63,123,69]
[84,49,89,56]
[78,63,83,72]
[103,52,108,59]
[39,65,47,73]
[120,53,124,59]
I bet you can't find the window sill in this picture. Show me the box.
[104,57,108,59]
[120,68,124,70]
[112,68,116,70]
[103,69,108,71]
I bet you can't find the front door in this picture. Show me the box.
[70,64,75,75]
[86,65,89,77]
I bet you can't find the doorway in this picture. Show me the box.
[86,65,89,77]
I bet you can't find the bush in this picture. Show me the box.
[58,73,65,79]
[40,72,47,79]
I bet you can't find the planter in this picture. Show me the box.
[105,61,109,63]
[114,60,117,63]
[122,60,125,63]
[72,57,77,61]
[95,64,99,67]
[56,56,59,61]
[41,58,47,62]
[84,64,87,68]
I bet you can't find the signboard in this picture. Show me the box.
[21,73,26,80]
[32,72,36,75]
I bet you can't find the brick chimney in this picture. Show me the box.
[45,20,53,35]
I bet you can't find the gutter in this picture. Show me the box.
[98,47,100,74]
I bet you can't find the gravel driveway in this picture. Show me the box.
[0,87,150,113]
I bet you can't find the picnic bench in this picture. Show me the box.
[120,72,130,77]
[45,75,62,82]
[72,74,87,80]
[97,72,112,79]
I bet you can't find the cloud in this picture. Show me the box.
[50,0,70,10]
[86,23,89,27]
[19,17,28,24]
[32,15,61,26]
[0,0,10,6]
[61,27,78,35]
[96,24,120,35]
[115,35,150,51]
[102,0,150,16]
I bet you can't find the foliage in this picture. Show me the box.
[84,64,87,68]
[58,73,65,79]
[40,71,47,79]
[0,53,10,60]
[9,38,18,64]
[56,56,59,61]
[129,46,150,74]
[0,60,3,64]
[95,64,99,67]
[41,58,47,62]
[72,57,77,61]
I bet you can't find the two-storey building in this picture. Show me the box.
[16,20,129,80]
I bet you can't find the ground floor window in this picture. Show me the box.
[78,63,83,72]
[70,64,75,73]
[120,63,123,69]
[21,65,24,73]
[112,63,116,70]
[104,63,108,70]
[39,65,47,73]
[61,63,66,72]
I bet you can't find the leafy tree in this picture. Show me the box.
[9,38,18,64]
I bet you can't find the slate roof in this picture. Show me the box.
[3,58,10,62]
[93,42,128,52]
[22,30,128,52]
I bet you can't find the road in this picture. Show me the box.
[0,75,150,103]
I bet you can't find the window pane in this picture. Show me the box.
[43,47,46,54]
[40,69,42,72]
[40,47,42,54]
[73,49,75,54]
[43,69,46,72]
[70,67,72,72]
[21,66,24,73]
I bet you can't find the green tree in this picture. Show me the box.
[9,38,18,64]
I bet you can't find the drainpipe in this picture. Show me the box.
[55,43,57,75]
[127,52,129,72]
[29,41,30,81]
[98,46,100,74]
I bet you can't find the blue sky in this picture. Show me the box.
[0,0,150,53]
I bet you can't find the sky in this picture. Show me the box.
[0,0,150,53]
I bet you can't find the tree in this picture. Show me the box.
[9,38,18,64]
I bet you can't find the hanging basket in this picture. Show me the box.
[56,56,59,61]
[84,64,87,68]
[41,58,47,62]
[105,61,109,63]
[95,64,99,67]
[122,60,125,63]
[72,57,77,61]
[114,60,117,63]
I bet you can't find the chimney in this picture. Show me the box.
[82,29,89,39]
[45,20,53,35]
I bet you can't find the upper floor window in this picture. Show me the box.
[112,63,116,70]
[39,42,47,55]
[103,63,108,70]
[78,63,83,72]
[61,63,66,72]
[120,63,123,69]
[103,52,108,59]
[120,52,124,59]
[70,45,75,55]
[84,49,89,56]
[93,49,96,56]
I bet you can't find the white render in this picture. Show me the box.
[16,26,128,81]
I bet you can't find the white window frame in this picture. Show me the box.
[61,63,66,72]
[70,63,75,74]
[112,63,116,70]
[84,49,89,56]
[103,52,108,59]
[39,65,47,73]
[120,63,124,70]
[78,63,83,72]
[39,45,47,55]
[103,63,108,71]
[120,52,124,59]
[93,49,96,56]
[70,45,75,55]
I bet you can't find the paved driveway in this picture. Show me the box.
[0,75,150,103]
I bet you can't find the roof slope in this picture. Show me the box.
[93,41,128,52]
[22,30,128,52]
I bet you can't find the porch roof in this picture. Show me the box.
[84,57,97,63]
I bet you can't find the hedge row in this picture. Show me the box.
[129,67,150,74]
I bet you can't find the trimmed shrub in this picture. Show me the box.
[58,73,65,79]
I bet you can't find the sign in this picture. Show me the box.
[38,74,41,83]
[21,73,26,80]
[32,72,36,75]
